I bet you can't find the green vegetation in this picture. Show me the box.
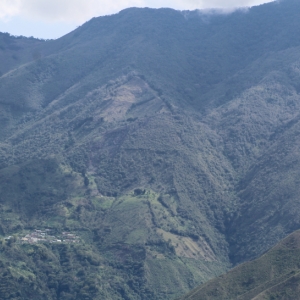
[1,0,300,298]
[180,230,300,300]
[0,159,226,299]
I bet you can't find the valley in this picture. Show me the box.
[1,0,300,299]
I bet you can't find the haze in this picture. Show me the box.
[0,0,274,39]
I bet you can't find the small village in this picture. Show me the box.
[16,229,80,244]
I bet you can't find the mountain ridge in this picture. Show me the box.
[1,0,300,298]
[180,229,300,300]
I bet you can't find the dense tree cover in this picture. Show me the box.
[1,0,300,299]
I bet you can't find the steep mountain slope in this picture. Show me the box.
[1,0,300,299]
[0,33,45,76]
[204,46,300,262]
[180,229,300,300]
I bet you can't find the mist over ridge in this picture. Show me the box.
[0,0,275,39]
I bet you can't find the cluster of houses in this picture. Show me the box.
[18,229,80,244]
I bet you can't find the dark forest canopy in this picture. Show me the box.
[1,0,300,299]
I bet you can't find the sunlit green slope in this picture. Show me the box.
[180,230,300,300]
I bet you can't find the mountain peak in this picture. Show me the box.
[2,2,300,299]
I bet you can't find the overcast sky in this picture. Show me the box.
[0,0,274,39]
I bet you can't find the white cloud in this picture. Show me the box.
[21,0,145,23]
[144,0,274,10]
[0,0,275,24]
[177,0,274,9]
[0,0,21,21]
[0,0,143,23]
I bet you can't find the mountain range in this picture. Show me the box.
[1,0,300,299]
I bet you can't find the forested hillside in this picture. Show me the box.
[181,230,300,300]
[1,0,300,299]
